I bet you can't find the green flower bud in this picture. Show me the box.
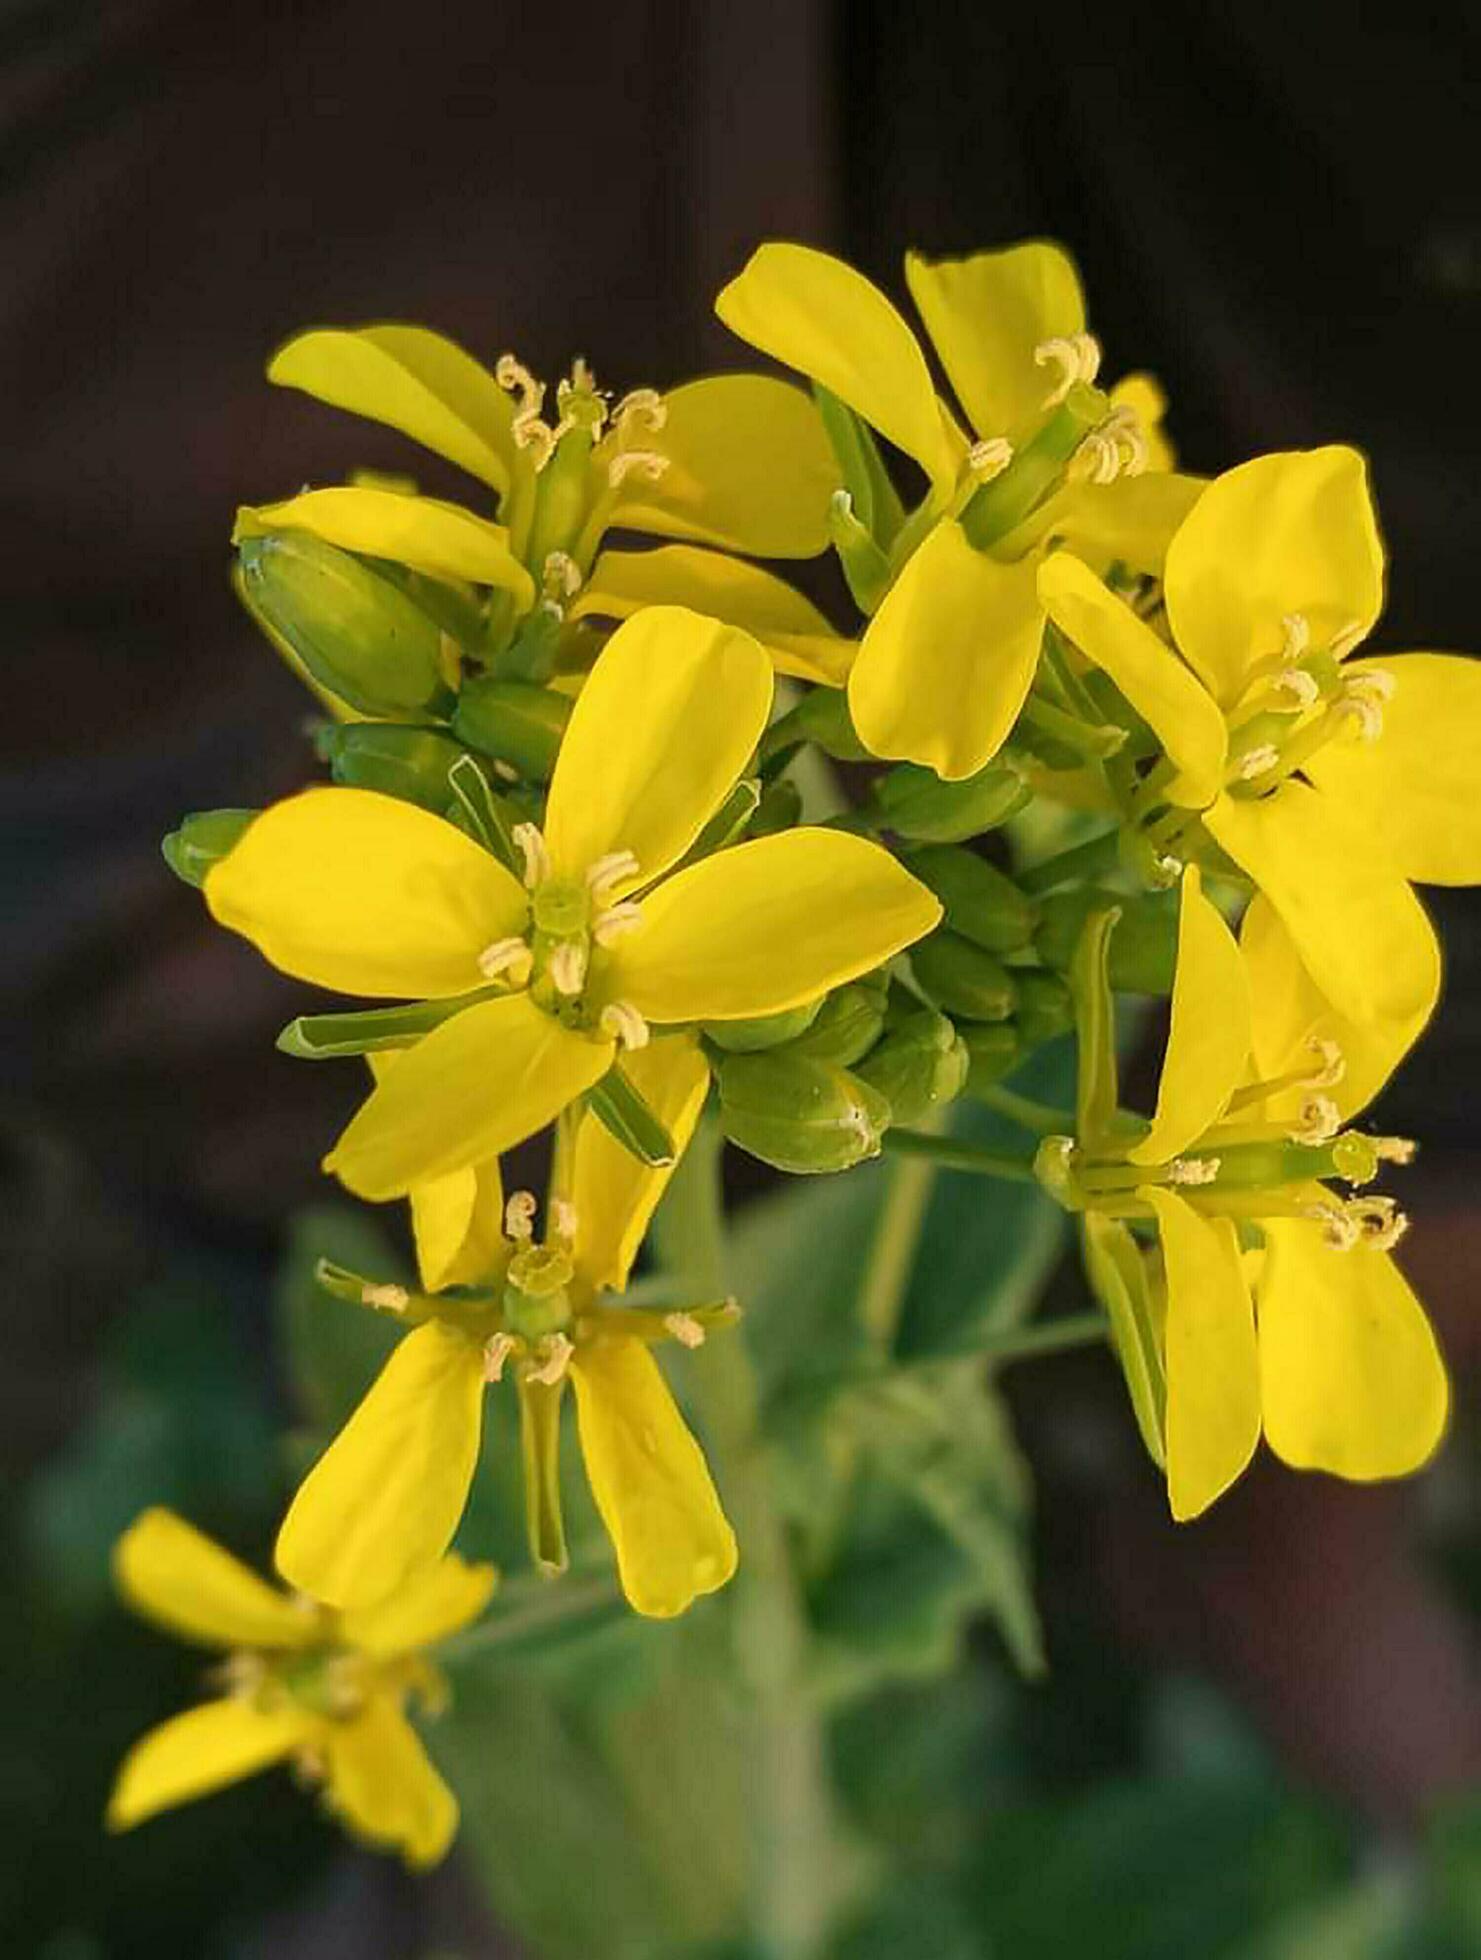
[751,777,804,838]
[319,722,480,817]
[763,684,871,764]
[910,929,1017,1022]
[959,1021,1019,1095]
[237,531,455,720]
[718,1051,889,1173]
[451,677,571,783]
[162,808,258,888]
[1013,969,1075,1045]
[856,1008,968,1126]
[780,980,888,1067]
[875,758,1030,843]
[828,489,892,613]
[705,999,824,1054]
[1035,886,1177,995]
[902,845,1037,953]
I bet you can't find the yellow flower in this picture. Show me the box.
[106,1508,493,1867]
[276,1038,737,1619]
[715,239,1201,776]
[1063,867,1448,1520]
[246,322,850,685]
[204,605,940,1198]
[1039,447,1474,1029]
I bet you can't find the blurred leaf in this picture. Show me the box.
[275,1203,405,1436]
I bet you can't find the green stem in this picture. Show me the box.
[973,1311,1107,1366]
[883,1129,1039,1181]
[436,1567,619,1665]
[856,1139,938,1351]
[1018,827,1121,894]
[971,1084,1078,1136]
[655,1120,845,1960]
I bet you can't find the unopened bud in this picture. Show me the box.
[1035,886,1177,996]
[1012,969,1075,1046]
[452,678,572,783]
[959,1021,1019,1096]
[770,685,872,763]
[237,531,454,719]
[910,929,1017,1022]
[717,1051,889,1174]
[855,1009,969,1126]
[704,999,824,1055]
[903,845,1037,953]
[750,777,804,838]
[161,808,258,888]
[875,759,1030,844]
[780,979,889,1067]
[318,722,482,818]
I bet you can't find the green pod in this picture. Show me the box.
[161,808,257,888]
[903,845,1037,953]
[717,1051,889,1174]
[856,1009,968,1127]
[704,998,824,1055]
[780,980,888,1067]
[959,1021,1019,1096]
[1013,969,1075,1046]
[320,722,475,817]
[237,531,454,719]
[910,929,1017,1022]
[452,678,572,782]
[875,758,1030,843]
[1035,886,1177,995]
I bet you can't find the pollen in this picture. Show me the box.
[1035,331,1102,406]
[1274,667,1321,708]
[527,1331,574,1386]
[549,1198,578,1244]
[600,1000,651,1050]
[482,1332,516,1383]
[541,550,582,604]
[967,436,1013,481]
[1302,1038,1346,1090]
[478,936,534,983]
[664,1312,706,1349]
[607,449,669,488]
[1236,743,1282,781]
[1167,1156,1220,1186]
[361,1282,410,1312]
[1372,1134,1417,1165]
[611,387,666,436]
[586,849,641,904]
[548,940,588,997]
[593,899,643,947]
[1280,613,1311,661]
[513,822,552,889]
[504,1190,538,1242]
[1289,1094,1341,1144]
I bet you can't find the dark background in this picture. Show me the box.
[3,3,1478,1954]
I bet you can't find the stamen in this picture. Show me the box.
[611,387,666,435]
[1274,667,1321,708]
[527,1331,574,1387]
[1307,1201,1361,1250]
[1167,1156,1220,1186]
[607,448,669,488]
[493,759,520,784]
[1289,1095,1340,1144]
[1236,743,1281,781]
[549,1198,578,1244]
[483,1332,516,1383]
[1034,331,1102,406]
[548,940,588,997]
[504,1190,537,1242]
[513,822,551,889]
[664,1311,706,1349]
[1371,1135,1417,1165]
[1348,1196,1409,1252]
[220,1651,268,1699]
[1070,427,1122,486]
[541,550,582,604]
[1336,673,1392,741]
[477,936,534,983]
[1329,619,1370,661]
[1280,613,1311,661]
[593,899,644,947]
[1150,852,1183,888]
[600,1001,650,1051]
[967,436,1014,481]
[1302,1038,1346,1089]
[586,849,641,904]
[361,1282,409,1313]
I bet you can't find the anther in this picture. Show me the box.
[1372,1135,1417,1165]
[361,1282,409,1313]
[513,822,551,889]
[1336,673,1392,742]
[1236,743,1282,781]
[611,387,666,435]
[600,1001,650,1051]
[1274,668,1321,708]
[504,1191,538,1242]
[495,354,556,470]
[1034,331,1102,406]
[541,550,582,603]
[607,448,669,488]
[1070,427,1122,486]
[664,1312,706,1349]
[1308,1202,1361,1251]
[1290,1095,1341,1144]
[1166,1156,1220,1186]
[1348,1195,1409,1252]
[527,1332,574,1387]
[1302,1038,1346,1090]
[967,436,1014,481]
[593,899,644,947]
[493,759,519,784]
[549,1198,578,1243]
[1280,613,1311,661]
[483,1332,516,1383]
[1329,619,1370,661]
[548,940,588,997]
[586,849,641,903]
[478,936,534,983]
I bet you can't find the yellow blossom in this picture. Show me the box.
[106,1509,493,1867]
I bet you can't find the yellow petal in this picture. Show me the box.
[904,241,1086,441]
[601,375,841,558]
[849,519,1044,779]
[1144,1189,1261,1521]
[275,1321,486,1610]
[716,242,961,491]
[107,1700,317,1831]
[328,994,612,1199]
[574,545,853,685]
[1304,653,1481,885]
[1258,1222,1449,1480]
[1240,896,1432,1122]
[1164,447,1385,707]
[1038,552,1227,807]
[340,1554,497,1658]
[324,1696,458,1868]
[113,1508,319,1650]
[1129,866,1250,1164]
[1011,470,1204,573]
[268,324,520,495]
[234,488,533,604]
[544,606,773,889]
[570,1338,737,1617]
[603,828,941,1024]
[205,787,527,1000]
[1110,372,1176,474]
[367,1055,508,1291]
[1205,783,1440,1028]
[572,1034,711,1292]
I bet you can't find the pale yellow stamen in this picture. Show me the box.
[513,822,551,889]
[967,436,1013,481]
[607,448,669,488]
[1274,667,1321,708]
[548,940,588,997]
[483,1332,516,1383]
[1236,743,1282,781]
[504,1191,537,1242]
[1372,1135,1417,1165]
[477,936,534,983]
[600,1001,650,1050]
[664,1311,706,1349]
[549,1198,578,1243]
[1289,1095,1341,1145]
[593,899,643,947]
[1166,1156,1220,1186]
[611,387,666,434]
[541,550,582,602]
[361,1282,409,1313]
[1035,331,1102,406]
[495,354,557,471]
[1302,1038,1346,1090]
[586,849,640,903]
[527,1332,574,1387]
[1329,619,1370,661]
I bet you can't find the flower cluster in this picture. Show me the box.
[119,238,1472,1865]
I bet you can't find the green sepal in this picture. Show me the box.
[587,1063,678,1167]
[703,998,823,1055]
[959,1022,1019,1097]
[911,930,1017,1022]
[237,530,455,720]
[875,758,1030,843]
[161,808,257,888]
[780,979,889,1068]
[319,721,470,816]
[452,677,571,781]
[1081,1215,1166,1469]
[717,1051,889,1173]
[902,845,1037,953]
[959,386,1105,549]
[1036,886,1178,996]
[277,988,497,1059]
[1069,906,1122,1152]
[828,489,893,614]
[677,778,762,868]
[1012,969,1075,1046]
[855,1008,968,1127]
[517,1376,571,1577]
[446,753,521,871]
[750,776,803,837]
[761,685,871,766]
[814,383,906,548]
[367,556,486,654]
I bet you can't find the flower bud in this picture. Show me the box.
[855,1008,968,1126]
[766,685,871,764]
[1035,887,1177,995]
[902,845,1037,953]
[161,808,257,888]
[751,777,804,837]
[780,979,888,1067]
[451,679,572,783]
[717,1051,889,1173]
[705,999,824,1054]
[318,722,480,817]
[910,929,1017,1022]
[875,759,1030,843]
[1013,970,1074,1045]
[960,1021,1019,1095]
[237,531,455,719]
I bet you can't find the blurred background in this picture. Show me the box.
[3,3,1478,1954]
